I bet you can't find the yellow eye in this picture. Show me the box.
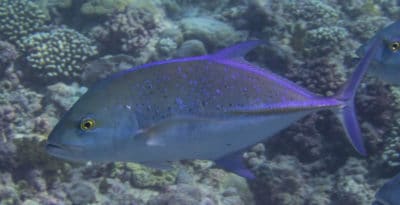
[389,41,400,52]
[80,118,96,131]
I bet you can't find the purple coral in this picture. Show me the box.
[91,7,158,55]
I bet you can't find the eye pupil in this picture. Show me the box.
[81,119,95,131]
[390,42,400,51]
[84,122,91,128]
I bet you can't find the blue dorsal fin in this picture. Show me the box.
[212,40,265,60]
[215,151,255,179]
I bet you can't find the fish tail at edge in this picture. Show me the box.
[333,37,381,156]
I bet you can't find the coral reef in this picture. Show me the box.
[0,41,18,74]
[110,163,177,189]
[381,86,400,167]
[176,39,207,58]
[246,144,377,205]
[80,54,137,85]
[285,0,339,28]
[179,17,246,50]
[304,26,349,56]
[46,82,87,111]
[0,172,20,205]
[1,0,400,205]
[147,184,213,205]
[157,37,178,57]
[347,16,391,42]
[0,0,48,43]
[90,7,159,55]
[331,158,375,204]
[337,0,400,19]
[19,28,98,82]
[81,0,136,16]
[66,181,97,204]
[285,58,345,96]
[0,79,46,139]
[13,137,71,183]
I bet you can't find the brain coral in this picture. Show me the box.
[90,7,158,54]
[0,0,47,43]
[19,28,98,81]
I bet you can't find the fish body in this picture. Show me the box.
[47,40,379,177]
[357,21,400,84]
[372,173,400,205]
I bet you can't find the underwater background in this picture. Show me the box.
[1,0,400,204]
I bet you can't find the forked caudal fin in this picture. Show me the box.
[334,37,381,156]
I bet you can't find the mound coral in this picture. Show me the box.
[90,7,158,54]
[19,28,98,82]
[0,0,47,43]
[179,17,245,50]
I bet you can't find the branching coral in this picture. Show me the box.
[19,28,98,81]
[0,0,47,43]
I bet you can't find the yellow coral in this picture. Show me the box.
[111,162,177,188]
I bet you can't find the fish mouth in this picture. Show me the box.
[46,143,64,150]
[45,142,83,153]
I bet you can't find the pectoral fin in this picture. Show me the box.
[135,127,167,146]
[134,116,218,147]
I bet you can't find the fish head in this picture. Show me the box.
[357,21,400,85]
[46,83,139,162]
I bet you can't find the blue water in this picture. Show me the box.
[0,0,400,204]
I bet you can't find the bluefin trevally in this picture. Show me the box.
[357,21,400,85]
[46,40,379,178]
[372,173,400,205]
